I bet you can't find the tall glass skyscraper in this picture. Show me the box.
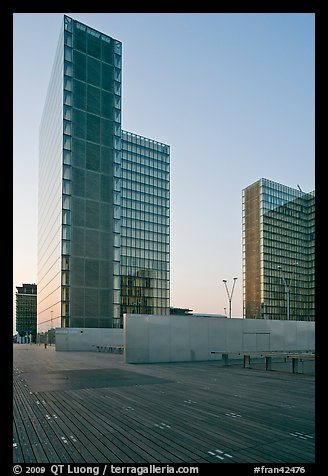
[121,131,170,318]
[242,178,315,321]
[38,15,170,332]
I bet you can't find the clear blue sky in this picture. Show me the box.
[13,13,315,328]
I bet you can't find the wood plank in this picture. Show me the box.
[13,346,315,464]
[14,368,74,463]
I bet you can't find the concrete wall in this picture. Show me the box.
[55,327,123,351]
[124,314,315,363]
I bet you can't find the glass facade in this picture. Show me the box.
[63,16,122,329]
[38,16,170,331]
[38,20,64,333]
[121,131,170,320]
[242,178,315,321]
[16,284,37,341]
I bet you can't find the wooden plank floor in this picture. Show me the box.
[13,344,315,464]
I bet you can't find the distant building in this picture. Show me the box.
[169,308,226,318]
[38,15,170,332]
[16,284,37,342]
[242,178,315,320]
[170,307,193,316]
[192,313,227,318]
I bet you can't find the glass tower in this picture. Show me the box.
[38,15,170,332]
[242,178,315,321]
[121,131,170,319]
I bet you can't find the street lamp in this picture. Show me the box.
[222,277,238,318]
[278,266,289,320]
[50,310,54,345]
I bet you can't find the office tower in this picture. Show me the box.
[242,178,315,321]
[16,283,37,342]
[38,15,170,332]
[121,131,170,318]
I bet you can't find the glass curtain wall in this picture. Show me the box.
[38,15,122,331]
[121,131,170,323]
[243,178,315,321]
[38,21,64,333]
[64,16,122,329]
[39,15,171,331]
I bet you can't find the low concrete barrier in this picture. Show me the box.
[124,314,315,363]
[55,327,123,351]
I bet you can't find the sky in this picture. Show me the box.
[13,12,315,330]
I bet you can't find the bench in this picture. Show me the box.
[95,345,123,354]
[210,350,315,373]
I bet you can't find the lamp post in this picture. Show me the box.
[222,277,238,318]
[278,266,289,320]
[50,310,53,345]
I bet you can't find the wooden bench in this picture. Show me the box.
[243,351,314,373]
[210,350,315,373]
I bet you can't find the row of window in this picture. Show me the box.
[262,214,313,226]
[262,276,313,285]
[121,218,169,232]
[121,298,169,308]
[122,209,169,222]
[261,237,315,248]
[260,260,314,276]
[121,248,169,261]
[122,157,169,176]
[15,312,36,317]
[262,210,314,222]
[122,131,169,153]
[122,147,170,165]
[121,238,169,253]
[262,226,315,238]
[262,286,311,295]
[121,228,169,243]
[261,179,307,197]
[122,177,169,196]
[263,295,314,306]
[121,288,169,299]
[121,277,169,289]
[122,195,168,210]
[120,256,169,271]
[261,250,314,262]
[122,189,168,204]
[262,199,314,213]
[120,268,169,281]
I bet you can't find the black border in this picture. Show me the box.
[6,1,322,473]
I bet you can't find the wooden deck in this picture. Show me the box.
[13,344,315,464]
